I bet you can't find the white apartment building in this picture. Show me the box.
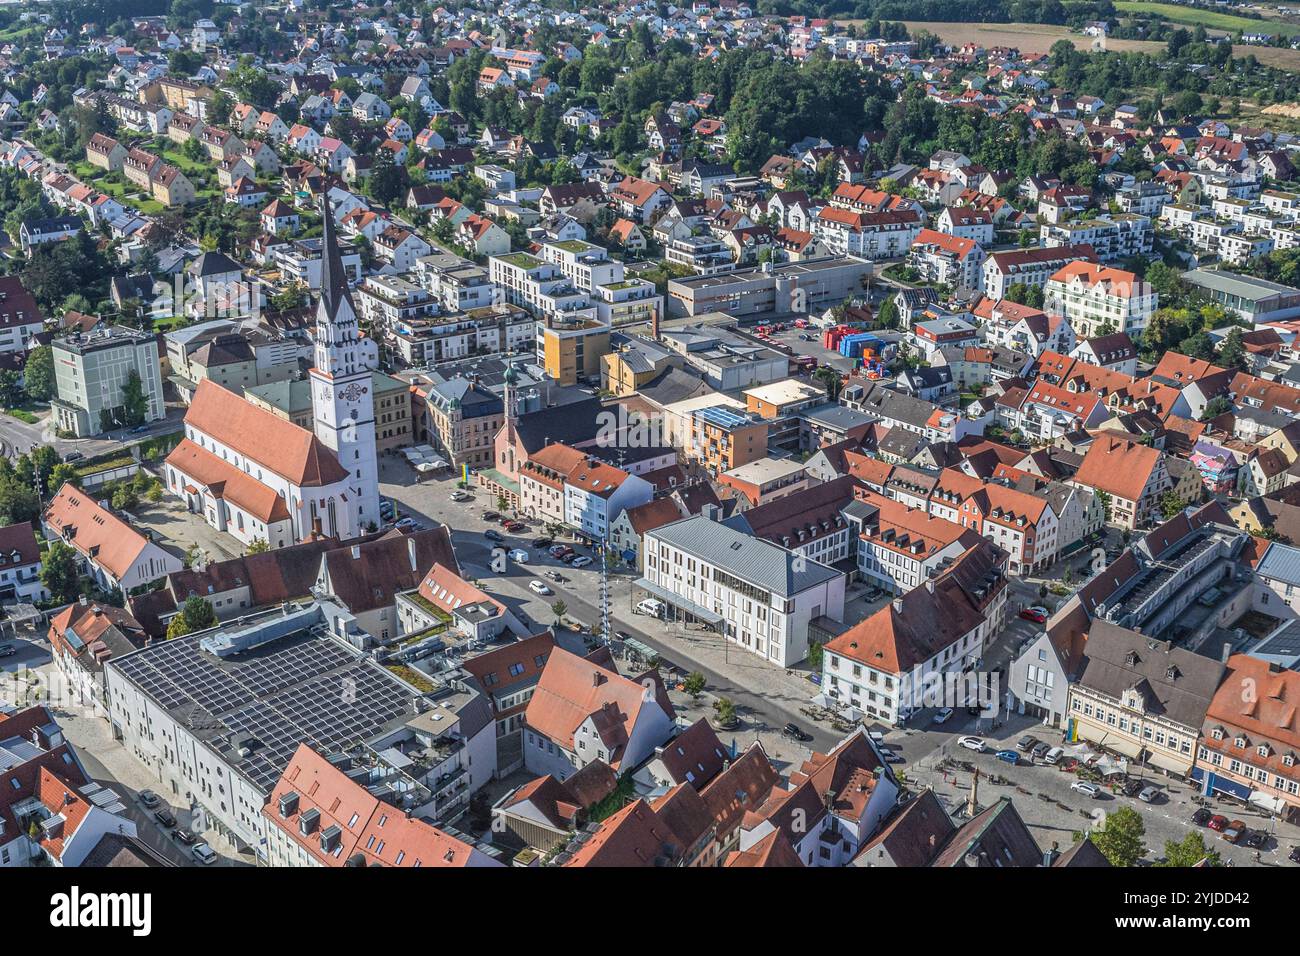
[641,512,845,667]
[1043,261,1157,339]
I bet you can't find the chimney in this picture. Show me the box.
[925,579,935,594]
[651,303,660,341]
[78,595,88,606]
[891,597,903,614]
[351,544,361,560]
[1222,641,1232,664]
[408,536,418,573]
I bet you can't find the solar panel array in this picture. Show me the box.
[113,628,416,790]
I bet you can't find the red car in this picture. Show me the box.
[1207,814,1229,832]
[1019,607,1048,624]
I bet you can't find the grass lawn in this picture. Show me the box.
[1,408,38,424]
[159,148,212,178]
[1116,2,1300,37]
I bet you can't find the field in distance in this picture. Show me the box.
[1114,1,1300,38]
[834,17,1300,71]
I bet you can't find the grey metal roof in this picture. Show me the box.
[802,402,875,431]
[646,515,840,598]
[1256,541,1300,587]
[1183,268,1300,305]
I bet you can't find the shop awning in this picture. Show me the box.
[1248,789,1287,814]
[634,578,723,625]
[1095,734,1142,759]
[1144,749,1190,776]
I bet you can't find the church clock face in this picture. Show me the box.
[340,383,368,403]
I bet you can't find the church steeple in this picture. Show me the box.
[318,197,354,323]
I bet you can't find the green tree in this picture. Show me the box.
[46,463,80,495]
[40,540,81,604]
[1201,395,1233,421]
[245,538,270,555]
[1091,806,1147,867]
[22,345,54,401]
[1159,490,1186,519]
[875,297,900,330]
[1158,831,1222,868]
[550,600,567,624]
[1216,328,1248,372]
[0,369,23,408]
[120,370,148,427]
[683,671,706,698]
[167,595,217,638]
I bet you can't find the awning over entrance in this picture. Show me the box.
[1143,749,1190,776]
[634,577,723,626]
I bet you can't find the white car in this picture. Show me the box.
[1071,781,1101,799]
[449,490,470,502]
[570,555,593,568]
[932,707,954,725]
[528,580,552,595]
[957,735,987,753]
[508,548,529,563]
[192,842,218,864]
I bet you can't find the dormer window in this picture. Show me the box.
[1211,728,1225,741]
[1235,736,1247,749]
[1257,744,1271,758]
[1285,753,1296,768]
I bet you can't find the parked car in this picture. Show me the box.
[506,522,526,533]
[1019,606,1048,624]
[0,642,15,658]
[1138,786,1163,804]
[449,490,471,502]
[544,570,564,583]
[1043,746,1064,765]
[482,511,501,522]
[1207,814,1230,832]
[172,827,196,845]
[932,707,954,725]
[484,529,504,542]
[1243,830,1267,849]
[1071,781,1101,799]
[528,580,552,596]
[957,736,987,752]
[560,552,577,564]
[154,807,177,828]
[881,749,906,764]
[1016,735,1039,752]
[395,517,418,531]
[1289,846,1300,864]
[571,555,593,568]
[1191,807,1213,827]
[782,722,812,742]
[508,548,529,563]
[1031,742,1051,760]
[138,789,161,809]
[994,749,1020,765]
[192,842,218,865]
[1221,820,1248,843]
[63,451,84,463]
[532,537,552,549]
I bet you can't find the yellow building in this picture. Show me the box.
[539,315,610,386]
